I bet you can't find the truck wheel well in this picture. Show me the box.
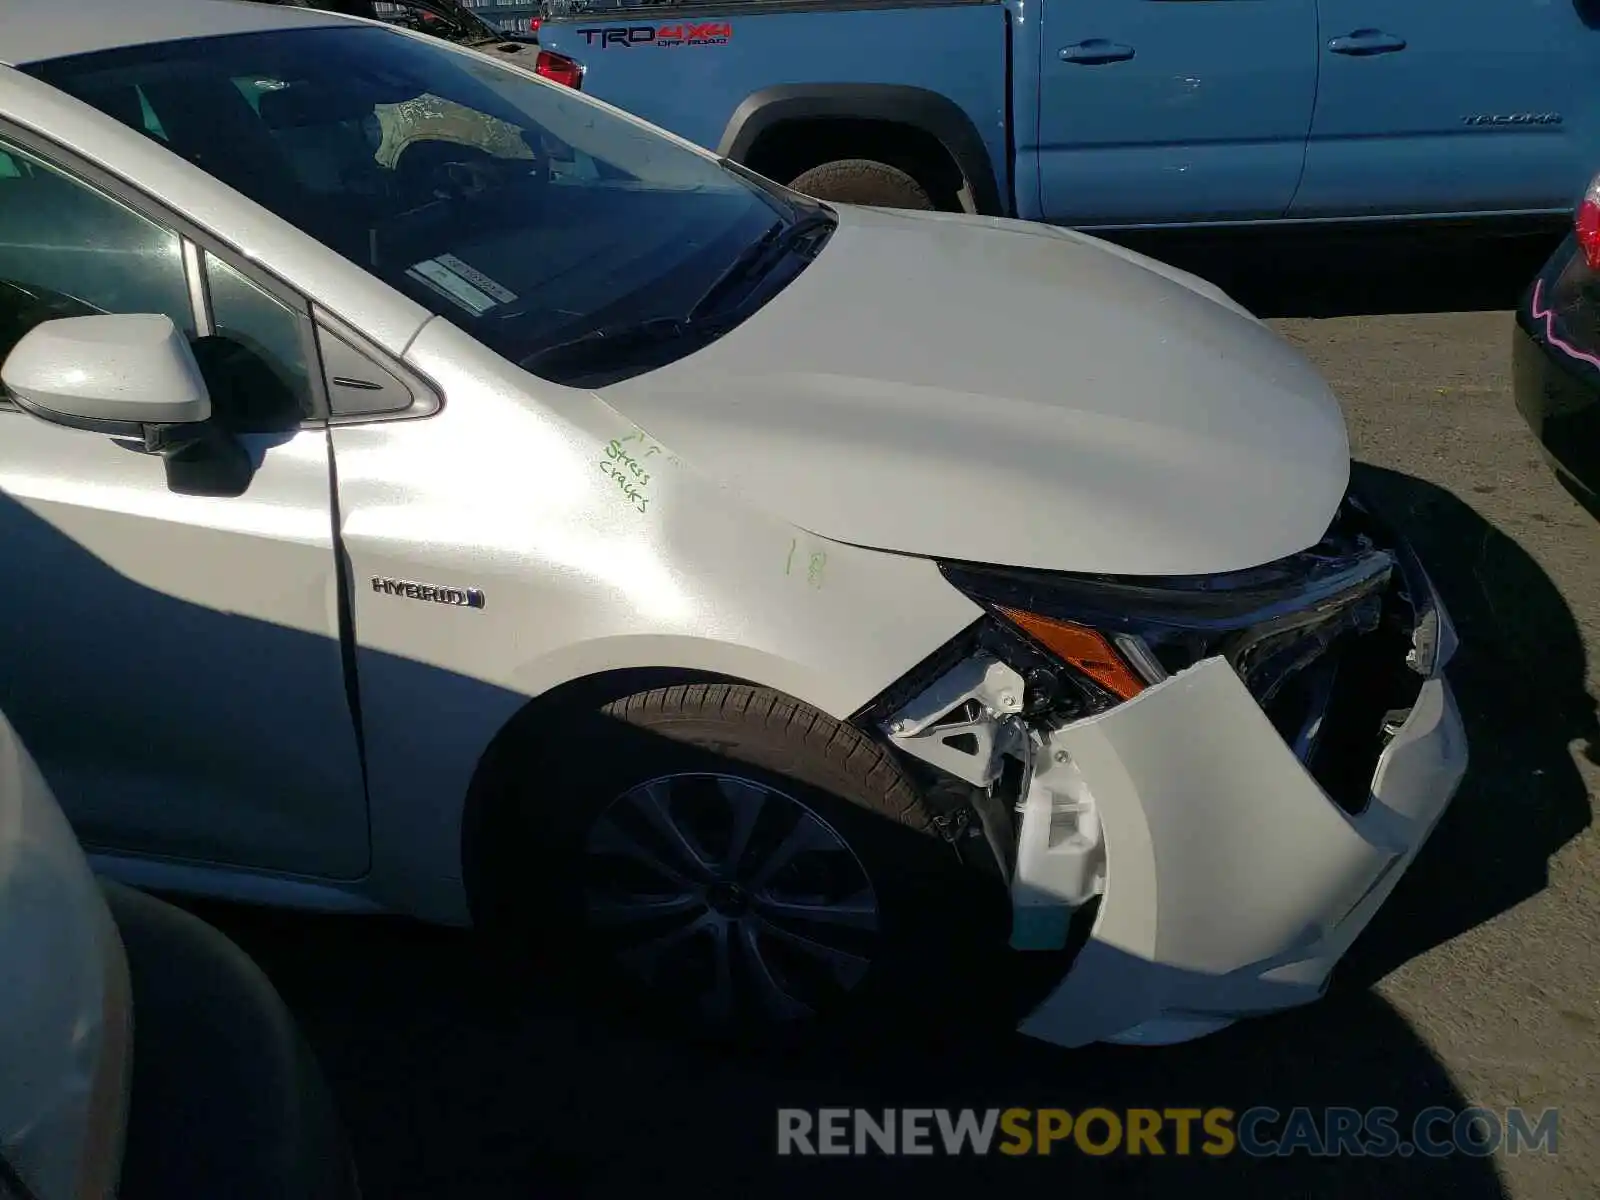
[741,119,972,213]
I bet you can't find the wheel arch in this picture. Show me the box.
[454,632,913,928]
[715,83,1003,216]
[460,665,743,926]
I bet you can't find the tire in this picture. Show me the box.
[485,682,1005,1041]
[787,158,936,210]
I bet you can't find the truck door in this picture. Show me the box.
[1035,0,1318,226]
[1291,0,1600,218]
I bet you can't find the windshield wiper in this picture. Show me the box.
[519,314,734,378]
[688,210,836,323]
[520,212,835,381]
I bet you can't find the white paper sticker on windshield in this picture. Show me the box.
[407,257,500,317]
[435,254,518,305]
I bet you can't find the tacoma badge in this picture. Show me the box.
[1461,113,1562,127]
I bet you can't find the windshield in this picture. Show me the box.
[25,26,802,380]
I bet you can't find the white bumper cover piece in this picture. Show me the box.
[1016,652,1467,1049]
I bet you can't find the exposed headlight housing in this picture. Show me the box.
[855,492,1444,948]
[854,493,1439,873]
[939,502,1398,719]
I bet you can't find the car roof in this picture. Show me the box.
[0,0,351,68]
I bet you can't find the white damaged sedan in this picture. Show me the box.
[0,0,1465,1049]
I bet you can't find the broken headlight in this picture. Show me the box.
[938,523,1397,720]
[858,512,1398,791]
[860,495,1433,925]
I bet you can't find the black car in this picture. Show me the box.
[1513,178,1600,513]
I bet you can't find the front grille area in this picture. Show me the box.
[1256,498,1429,816]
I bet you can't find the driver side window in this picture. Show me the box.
[0,138,312,431]
[0,140,193,384]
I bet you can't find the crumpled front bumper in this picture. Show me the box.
[1016,602,1467,1049]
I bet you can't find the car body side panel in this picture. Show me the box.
[330,318,982,922]
[0,97,375,878]
[2,63,980,922]
[1019,656,1466,1049]
[0,421,372,878]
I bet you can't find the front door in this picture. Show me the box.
[1036,0,1319,226]
[1292,0,1600,218]
[0,133,369,878]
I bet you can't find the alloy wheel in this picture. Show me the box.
[581,772,881,1024]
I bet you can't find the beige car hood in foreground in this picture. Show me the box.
[597,205,1351,577]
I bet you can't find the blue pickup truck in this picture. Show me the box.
[532,0,1600,228]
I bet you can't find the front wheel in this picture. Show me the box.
[498,683,1002,1037]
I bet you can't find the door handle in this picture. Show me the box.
[1060,40,1136,65]
[1327,29,1407,55]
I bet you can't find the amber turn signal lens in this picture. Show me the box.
[996,607,1147,701]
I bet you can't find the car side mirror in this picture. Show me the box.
[1,314,212,453]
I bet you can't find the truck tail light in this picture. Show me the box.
[535,50,583,89]
[1577,173,1600,270]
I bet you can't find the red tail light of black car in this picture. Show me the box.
[535,49,583,89]
[1577,173,1600,270]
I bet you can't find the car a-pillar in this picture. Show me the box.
[717,84,1003,214]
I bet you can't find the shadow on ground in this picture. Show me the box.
[1337,464,1595,985]
[1111,224,1563,319]
[198,899,1512,1200]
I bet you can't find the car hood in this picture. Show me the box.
[595,205,1350,576]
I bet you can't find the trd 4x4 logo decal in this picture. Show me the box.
[574,23,733,47]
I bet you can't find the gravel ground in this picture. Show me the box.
[195,227,1596,1200]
